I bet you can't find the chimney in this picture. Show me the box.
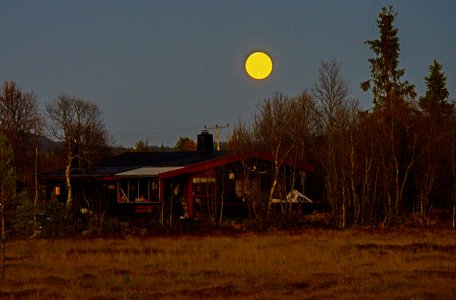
[197,130,214,153]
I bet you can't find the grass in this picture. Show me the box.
[1,228,456,299]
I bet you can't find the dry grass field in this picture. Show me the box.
[1,228,455,299]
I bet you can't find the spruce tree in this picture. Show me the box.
[361,5,415,109]
[419,60,453,119]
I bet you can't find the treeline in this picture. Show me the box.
[0,80,201,238]
[0,86,113,238]
[0,6,454,236]
[229,6,455,227]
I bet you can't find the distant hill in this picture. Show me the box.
[36,134,59,152]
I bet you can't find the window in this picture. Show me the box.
[235,178,258,198]
[117,179,160,203]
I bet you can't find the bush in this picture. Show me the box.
[40,193,75,238]
[11,191,35,238]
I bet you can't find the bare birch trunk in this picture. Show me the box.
[34,146,39,235]
[349,133,359,224]
[267,177,278,218]
[65,146,73,210]
[267,145,282,218]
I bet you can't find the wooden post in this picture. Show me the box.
[187,177,193,218]
[159,180,164,228]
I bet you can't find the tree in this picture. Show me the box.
[0,133,15,278]
[313,59,349,128]
[134,139,150,152]
[253,93,300,217]
[360,6,419,225]
[229,92,318,219]
[174,137,196,151]
[45,96,112,210]
[0,81,42,184]
[228,119,254,154]
[413,114,441,217]
[228,119,262,218]
[419,60,453,118]
[288,91,320,207]
[414,60,455,220]
[361,5,415,110]
[313,59,359,227]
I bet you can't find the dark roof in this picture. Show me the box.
[39,150,316,181]
[39,151,228,180]
[160,150,316,179]
[97,151,227,168]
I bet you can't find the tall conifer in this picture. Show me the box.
[361,5,415,110]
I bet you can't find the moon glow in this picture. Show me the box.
[245,51,273,80]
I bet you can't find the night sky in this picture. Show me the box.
[1,1,455,147]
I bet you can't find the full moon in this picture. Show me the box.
[245,51,273,80]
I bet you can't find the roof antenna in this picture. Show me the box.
[204,124,229,151]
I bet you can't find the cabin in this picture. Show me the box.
[39,131,316,222]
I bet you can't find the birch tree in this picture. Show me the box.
[313,59,358,227]
[229,92,318,219]
[45,96,111,210]
[253,93,298,218]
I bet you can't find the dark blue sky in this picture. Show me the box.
[1,1,455,147]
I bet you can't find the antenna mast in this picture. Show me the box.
[204,124,229,151]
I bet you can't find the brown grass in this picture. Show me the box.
[1,228,456,299]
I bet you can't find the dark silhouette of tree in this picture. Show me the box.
[314,59,349,128]
[413,60,455,220]
[419,60,454,119]
[0,81,42,185]
[360,6,419,225]
[361,5,415,110]
[313,59,359,227]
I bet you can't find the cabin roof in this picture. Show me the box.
[115,166,184,177]
[39,151,227,180]
[39,150,316,180]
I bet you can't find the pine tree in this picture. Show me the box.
[361,5,415,109]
